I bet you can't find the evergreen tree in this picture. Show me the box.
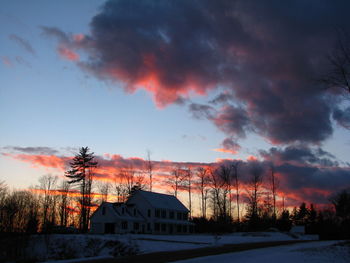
[277,210,292,231]
[65,147,97,232]
[296,202,310,225]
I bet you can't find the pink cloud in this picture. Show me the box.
[57,45,79,61]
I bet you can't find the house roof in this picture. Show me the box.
[130,190,189,212]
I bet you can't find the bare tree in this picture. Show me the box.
[217,164,232,219]
[232,161,241,222]
[57,180,70,227]
[196,167,210,218]
[208,167,226,219]
[167,166,184,198]
[270,165,279,219]
[184,167,194,218]
[321,30,350,95]
[113,174,128,202]
[246,165,264,223]
[120,164,146,198]
[97,181,111,203]
[146,150,154,192]
[38,174,58,228]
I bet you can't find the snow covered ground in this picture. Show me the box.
[174,241,350,263]
[122,232,318,253]
[12,232,321,262]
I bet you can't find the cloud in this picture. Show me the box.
[214,137,241,154]
[57,45,79,61]
[3,153,69,171]
[41,26,81,62]
[333,106,350,129]
[212,105,251,138]
[188,103,215,119]
[9,34,36,55]
[259,146,339,167]
[40,0,350,144]
[2,146,59,155]
[3,146,350,206]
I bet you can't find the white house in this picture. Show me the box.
[90,190,194,234]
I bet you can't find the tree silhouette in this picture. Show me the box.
[321,30,350,96]
[65,146,97,232]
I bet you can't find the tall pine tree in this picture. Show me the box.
[65,147,97,232]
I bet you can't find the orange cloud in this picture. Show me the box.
[58,45,79,61]
[213,148,238,154]
[3,153,69,170]
[73,34,85,43]
[247,155,258,161]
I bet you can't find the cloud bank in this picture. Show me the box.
[2,146,349,207]
[41,0,350,147]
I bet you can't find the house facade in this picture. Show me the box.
[90,190,194,234]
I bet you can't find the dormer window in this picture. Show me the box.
[102,207,106,215]
[122,207,125,214]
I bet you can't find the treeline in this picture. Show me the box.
[193,192,350,240]
[1,146,349,239]
[0,178,75,234]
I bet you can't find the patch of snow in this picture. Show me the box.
[173,241,350,263]
[21,232,321,262]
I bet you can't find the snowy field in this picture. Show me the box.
[5,232,340,263]
[174,240,350,263]
[18,231,320,262]
[120,232,318,253]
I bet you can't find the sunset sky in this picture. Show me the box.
[1,0,350,212]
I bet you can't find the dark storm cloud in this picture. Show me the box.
[277,163,349,191]
[260,146,339,167]
[43,0,350,144]
[212,105,251,138]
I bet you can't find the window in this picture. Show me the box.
[169,211,174,219]
[161,224,166,232]
[147,223,151,231]
[177,225,182,233]
[161,210,166,218]
[134,209,137,216]
[183,213,188,220]
[122,208,125,214]
[102,207,106,215]
[148,209,151,217]
[134,222,139,230]
[155,223,160,231]
[183,225,187,232]
[121,221,128,230]
[177,212,182,220]
[155,209,160,218]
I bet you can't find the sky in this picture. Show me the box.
[1,0,350,212]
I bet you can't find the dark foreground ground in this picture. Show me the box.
[83,240,313,263]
